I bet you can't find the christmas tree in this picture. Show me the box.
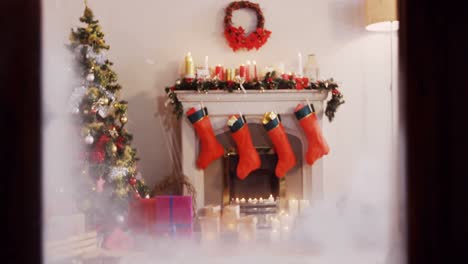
[68,4,150,232]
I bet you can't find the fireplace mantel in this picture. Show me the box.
[178,90,328,208]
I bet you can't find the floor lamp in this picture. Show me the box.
[365,0,400,263]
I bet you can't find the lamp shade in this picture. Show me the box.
[366,0,398,31]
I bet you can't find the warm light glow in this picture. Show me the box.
[366,0,398,32]
[366,21,399,32]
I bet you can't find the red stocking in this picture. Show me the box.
[227,115,261,179]
[294,104,329,165]
[187,106,224,169]
[263,112,296,178]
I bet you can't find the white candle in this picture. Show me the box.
[259,197,264,203]
[240,198,246,203]
[268,194,275,203]
[299,199,310,215]
[252,198,258,204]
[270,216,281,242]
[288,199,299,217]
[235,197,240,204]
[297,52,303,76]
[204,55,209,71]
[279,213,292,240]
[253,60,258,79]
[248,198,252,203]
[238,215,257,242]
[199,215,220,242]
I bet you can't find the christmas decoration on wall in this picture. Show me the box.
[224,1,271,51]
[68,3,150,234]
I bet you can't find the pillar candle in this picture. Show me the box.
[204,56,209,71]
[215,65,224,80]
[297,52,303,77]
[270,216,281,242]
[231,68,236,80]
[185,52,195,78]
[239,64,246,78]
[221,205,240,232]
[225,69,231,81]
[238,215,257,242]
[199,215,220,242]
[279,213,292,240]
[246,61,251,81]
[253,60,258,80]
[299,199,310,216]
[288,199,299,217]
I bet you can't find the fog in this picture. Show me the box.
[41,2,403,263]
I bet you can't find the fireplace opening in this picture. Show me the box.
[223,148,282,203]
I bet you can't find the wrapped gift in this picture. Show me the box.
[154,196,193,237]
[103,227,134,250]
[128,198,156,233]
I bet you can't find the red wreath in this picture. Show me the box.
[224,1,271,51]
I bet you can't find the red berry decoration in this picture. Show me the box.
[332,89,341,96]
[129,177,137,186]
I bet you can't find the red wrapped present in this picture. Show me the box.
[103,227,134,250]
[154,196,193,237]
[128,198,156,233]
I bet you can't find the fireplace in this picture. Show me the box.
[222,147,286,205]
[178,90,328,208]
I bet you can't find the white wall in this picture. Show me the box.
[43,0,397,202]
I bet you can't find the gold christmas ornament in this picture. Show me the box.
[111,144,118,153]
[120,115,128,124]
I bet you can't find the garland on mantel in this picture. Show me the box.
[165,72,345,122]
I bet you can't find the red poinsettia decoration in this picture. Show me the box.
[294,77,310,90]
[224,1,271,52]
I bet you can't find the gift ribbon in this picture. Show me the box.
[155,196,192,236]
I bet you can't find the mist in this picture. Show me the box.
[41,1,403,263]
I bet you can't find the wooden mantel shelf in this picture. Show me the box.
[175,89,329,103]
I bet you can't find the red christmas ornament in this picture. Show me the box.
[129,177,137,186]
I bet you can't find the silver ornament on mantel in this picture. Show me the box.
[85,134,94,145]
[86,73,95,82]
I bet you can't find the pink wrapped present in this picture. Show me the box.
[154,196,193,237]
